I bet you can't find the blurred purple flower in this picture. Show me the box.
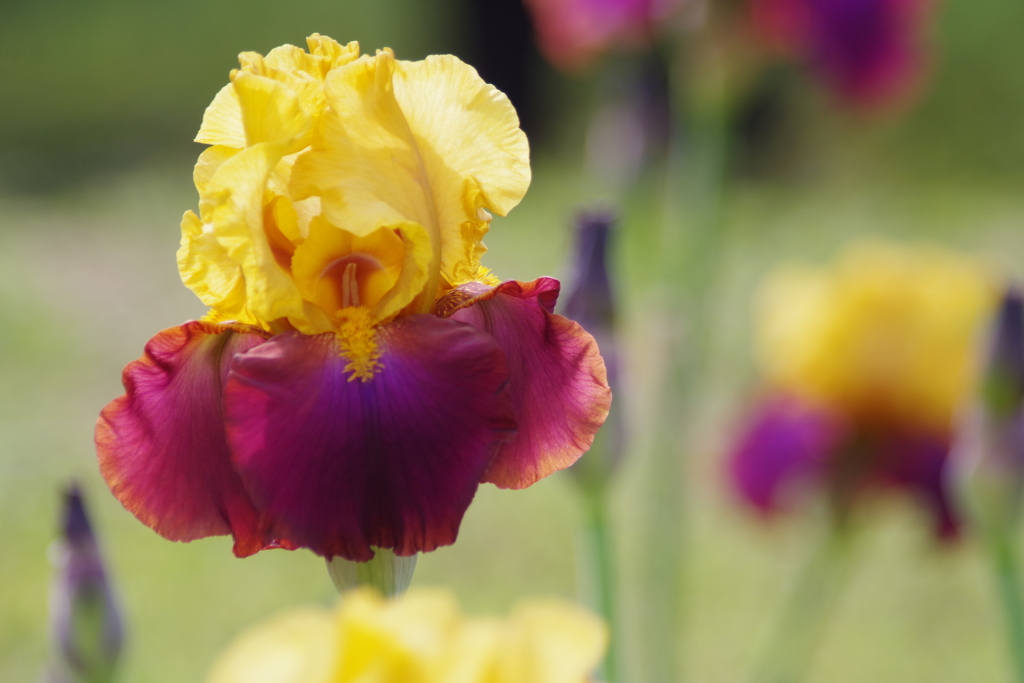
[729,395,960,537]
[524,0,682,71]
[48,485,124,683]
[749,0,931,108]
[729,395,844,511]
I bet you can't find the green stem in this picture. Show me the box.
[750,527,853,683]
[326,548,417,597]
[629,53,733,683]
[578,488,620,683]
[989,532,1024,682]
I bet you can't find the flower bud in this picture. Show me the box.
[563,208,624,492]
[47,484,124,683]
[956,289,1024,536]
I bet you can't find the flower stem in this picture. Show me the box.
[988,531,1024,682]
[578,487,620,683]
[628,46,733,683]
[325,548,417,597]
[749,526,853,683]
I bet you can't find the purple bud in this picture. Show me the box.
[956,288,1024,535]
[563,209,624,488]
[982,289,1024,417]
[48,484,124,682]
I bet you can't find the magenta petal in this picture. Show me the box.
[446,278,612,489]
[96,321,270,557]
[872,431,960,539]
[223,315,517,561]
[728,395,847,512]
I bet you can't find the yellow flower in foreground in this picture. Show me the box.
[206,588,607,683]
[755,239,998,434]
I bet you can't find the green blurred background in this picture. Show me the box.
[1,0,1023,681]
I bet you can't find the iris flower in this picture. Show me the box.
[749,0,931,108]
[206,587,607,683]
[729,240,996,536]
[96,35,611,562]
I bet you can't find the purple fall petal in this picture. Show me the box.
[443,277,612,489]
[729,395,847,511]
[95,321,269,557]
[223,315,517,561]
[872,431,959,539]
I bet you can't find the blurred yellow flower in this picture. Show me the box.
[755,239,998,435]
[206,588,607,683]
[178,34,531,335]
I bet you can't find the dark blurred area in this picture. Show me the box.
[3,0,1021,194]
[463,0,545,141]
[0,0,461,192]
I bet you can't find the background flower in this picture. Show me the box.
[748,0,933,107]
[524,0,683,71]
[730,240,997,534]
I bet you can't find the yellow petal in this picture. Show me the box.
[392,55,530,218]
[232,71,309,150]
[177,210,254,324]
[264,36,361,79]
[290,49,530,294]
[370,221,433,323]
[394,54,529,284]
[193,146,240,205]
[205,608,336,683]
[290,218,431,332]
[196,83,246,148]
[306,34,361,72]
[333,588,463,683]
[203,141,305,326]
[756,240,997,432]
[491,599,607,683]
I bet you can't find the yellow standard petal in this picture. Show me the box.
[202,141,306,327]
[177,210,254,324]
[196,35,359,150]
[290,49,530,305]
[193,146,240,200]
[393,54,531,284]
[232,70,310,150]
[196,83,246,148]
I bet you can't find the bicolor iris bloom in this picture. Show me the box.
[524,0,682,72]
[96,35,611,562]
[206,587,607,683]
[729,240,997,537]
[748,0,932,108]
